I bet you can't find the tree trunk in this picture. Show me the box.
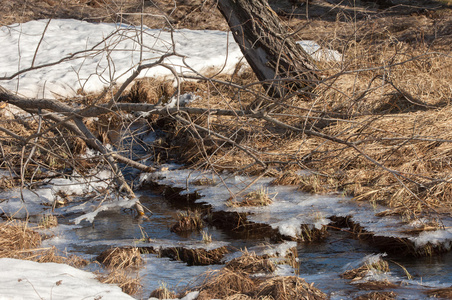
[217,0,319,98]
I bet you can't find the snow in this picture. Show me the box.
[0,258,134,300]
[0,169,136,221]
[297,40,342,62]
[0,19,341,100]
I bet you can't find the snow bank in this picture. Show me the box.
[0,258,134,300]
[0,19,341,99]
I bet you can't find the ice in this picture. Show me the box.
[145,167,452,249]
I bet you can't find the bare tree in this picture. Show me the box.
[216,0,319,98]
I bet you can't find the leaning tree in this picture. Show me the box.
[216,0,319,98]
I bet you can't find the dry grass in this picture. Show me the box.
[271,171,304,186]
[98,269,142,295]
[354,280,399,291]
[227,187,275,207]
[197,268,256,300]
[342,257,390,281]
[96,247,143,269]
[171,209,204,233]
[226,250,276,274]
[255,276,327,300]
[354,291,398,300]
[0,220,88,267]
[0,220,42,258]
[194,248,325,300]
[150,285,177,299]
[424,286,452,298]
[38,214,58,229]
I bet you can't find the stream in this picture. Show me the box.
[42,187,452,300]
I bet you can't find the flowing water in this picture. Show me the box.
[30,124,452,299]
[44,187,452,300]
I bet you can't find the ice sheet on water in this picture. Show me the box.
[71,197,137,224]
[224,241,297,262]
[141,255,220,297]
[0,169,134,222]
[143,167,452,248]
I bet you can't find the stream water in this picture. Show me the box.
[26,124,451,299]
[44,187,452,300]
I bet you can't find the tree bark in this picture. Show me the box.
[217,0,319,98]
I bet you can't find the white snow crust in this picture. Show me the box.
[0,258,134,300]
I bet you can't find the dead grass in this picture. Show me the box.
[270,171,304,186]
[226,250,276,274]
[96,247,143,269]
[354,280,399,291]
[171,209,204,233]
[424,286,452,298]
[150,285,177,299]
[354,291,398,300]
[255,276,327,300]
[197,268,256,300]
[341,257,390,281]
[0,220,42,258]
[193,248,325,300]
[0,220,88,267]
[38,214,58,229]
[227,187,275,207]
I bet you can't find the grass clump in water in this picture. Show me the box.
[38,214,58,229]
[171,209,204,233]
[226,250,276,274]
[96,247,143,269]
[150,282,177,299]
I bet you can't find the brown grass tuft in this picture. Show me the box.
[171,209,204,233]
[424,286,452,299]
[0,220,88,267]
[226,250,276,274]
[354,291,398,300]
[38,214,58,229]
[227,187,275,207]
[151,246,229,266]
[342,258,390,281]
[0,220,42,258]
[255,276,327,300]
[271,171,304,186]
[96,247,143,269]
[197,269,256,300]
[354,280,399,291]
[99,269,142,295]
[150,285,177,299]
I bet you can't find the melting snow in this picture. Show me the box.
[0,258,134,300]
[0,19,341,99]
